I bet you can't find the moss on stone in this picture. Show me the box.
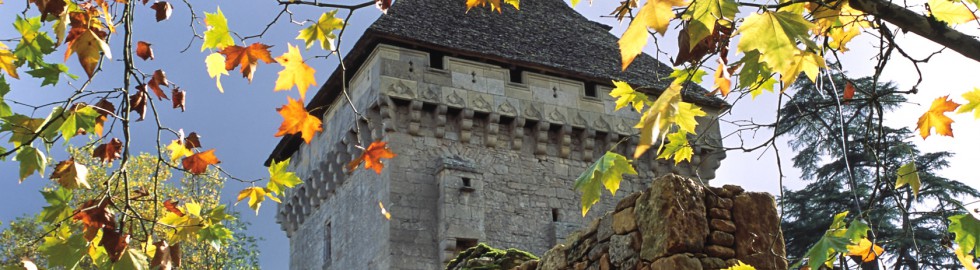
[445,243,539,270]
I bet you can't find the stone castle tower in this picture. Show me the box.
[265,0,728,269]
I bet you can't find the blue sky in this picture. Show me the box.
[2,0,980,269]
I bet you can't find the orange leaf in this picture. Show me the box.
[181,149,220,175]
[379,201,391,220]
[93,98,115,136]
[137,41,154,60]
[93,138,122,163]
[72,199,115,241]
[163,199,184,217]
[916,95,961,139]
[843,81,855,101]
[147,70,170,100]
[847,238,884,262]
[130,89,148,121]
[219,43,276,83]
[713,59,732,97]
[346,141,397,174]
[274,96,323,144]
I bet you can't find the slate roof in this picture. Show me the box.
[265,0,726,165]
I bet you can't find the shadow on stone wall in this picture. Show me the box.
[448,174,788,270]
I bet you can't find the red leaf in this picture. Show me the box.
[181,149,220,174]
[137,41,154,60]
[172,88,185,112]
[184,132,202,149]
[163,199,184,217]
[376,0,392,13]
[147,70,170,100]
[150,2,173,21]
[93,138,123,163]
[99,228,129,262]
[843,81,856,101]
[72,199,115,241]
[129,90,148,121]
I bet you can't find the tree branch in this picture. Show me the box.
[849,0,980,63]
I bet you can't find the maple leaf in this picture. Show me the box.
[25,62,77,86]
[635,82,682,158]
[93,98,115,135]
[267,158,302,196]
[735,11,815,81]
[147,70,170,100]
[236,187,278,214]
[93,138,123,163]
[40,187,73,223]
[151,1,173,21]
[722,261,757,270]
[181,149,220,174]
[376,0,392,13]
[776,50,825,86]
[50,158,91,189]
[32,0,67,21]
[158,202,205,243]
[163,199,185,217]
[957,88,980,118]
[130,89,148,121]
[136,41,154,60]
[201,8,235,51]
[465,0,520,13]
[172,88,185,111]
[609,80,650,112]
[59,105,100,142]
[274,96,323,144]
[669,67,708,84]
[0,42,18,79]
[219,43,275,83]
[916,95,960,139]
[949,213,980,269]
[713,59,732,96]
[379,201,391,220]
[116,248,149,270]
[846,238,884,262]
[619,0,687,69]
[205,52,229,93]
[274,44,317,99]
[574,151,637,216]
[184,132,203,148]
[168,139,192,162]
[13,16,56,67]
[65,28,111,78]
[843,81,856,101]
[895,162,921,198]
[38,226,86,269]
[296,10,344,51]
[72,199,115,241]
[346,141,397,174]
[657,130,694,164]
[928,0,978,26]
[681,0,738,48]
[15,146,46,182]
[100,228,130,262]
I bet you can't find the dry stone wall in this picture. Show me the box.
[535,174,787,270]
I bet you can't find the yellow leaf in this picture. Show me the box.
[274,44,317,100]
[635,82,682,158]
[929,0,978,26]
[236,187,277,215]
[466,0,520,12]
[916,95,960,139]
[673,102,706,134]
[657,130,694,164]
[774,51,825,86]
[166,140,193,162]
[205,53,228,93]
[955,248,979,270]
[846,238,884,262]
[295,10,344,51]
[65,29,111,78]
[957,87,980,119]
[379,201,391,220]
[735,11,815,80]
[619,0,687,69]
[54,11,68,45]
[722,260,757,270]
[0,42,18,79]
[609,80,650,112]
[713,59,731,97]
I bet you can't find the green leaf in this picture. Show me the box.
[38,226,86,270]
[38,106,66,140]
[735,11,815,84]
[950,214,980,260]
[25,62,77,86]
[735,50,777,98]
[957,87,980,119]
[40,187,73,223]
[296,10,345,51]
[199,223,234,251]
[669,67,708,84]
[0,75,11,117]
[802,234,850,270]
[201,8,235,52]
[609,80,650,112]
[111,248,149,270]
[682,0,739,48]
[673,102,706,134]
[14,145,45,182]
[657,130,694,164]
[12,16,56,68]
[0,114,45,147]
[844,219,870,242]
[58,106,100,142]
[895,162,921,198]
[574,152,638,216]
[267,158,303,196]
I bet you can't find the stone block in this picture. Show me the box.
[648,254,702,270]
[636,174,709,261]
[597,212,614,242]
[709,231,735,246]
[612,207,637,234]
[537,244,568,270]
[600,254,611,270]
[609,234,633,265]
[705,245,735,259]
[709,208,731,220]
[716,198,733,209]
[699,257,727,269]
[710,219,736,233]
[722,185,744,197]
[732,192,787,270]
[615,192,642,211]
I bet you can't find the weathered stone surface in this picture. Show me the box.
[636,175,709,261]
[616,192,642,211]
[445,243,539,270]
[648,254,702,270]
[609,234,633,265]
[612,207,637,234]
[716,198,733,209]
[700,257,727,269]
[708,208,731,220]
[709,186,732,198]
[588,242,609,261]
[621,257,638,270]
[597,212,614,242]
[732,192,787,270]
[599,254,611,270]
[569,236,596,262]
[537,244,568,270]
[709,219,736,233]
[708,231,735,246]
[705,245,735,259]
[629,232,642,251]
[574,261,588,270]
[722,185,744,196]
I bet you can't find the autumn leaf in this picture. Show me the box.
[130,89,148,121]
[465,0,520,13]
[201,8,235,51]
[147,70,170,100]
[379,201,391,220]
[100,228,130,262]
[635,82,682,158]
[657,130,694,164]
[158,202,205,243]
[93,138,123,163]
[0,42,18,79]
[236,187,278,214]
[916,95,960,139]
[949,214,980,270]
[38,226,86,269]
[93,98,114,136]
[151,1,173,21]
[32,0,67,21]
[895,162,920,198]
[376,0,392,13]
[72,199,115,241]
[181,149,219,174]
[137,41,154,60]
[205,52,229,93]
[15,146,46,182]
[65,29,111,78]
[574,151,637,216]
[172,88,185,111]
[59,105,100,142]
[346,141,397,174]
[274,44,317,99]
[184,132,202,149]
[843,81,856,101]
[219,43,275,82]
[735,11,815,83]
[610,80,650,112]
[776,50,825,86]
[50,158,91,190]
[163,199,185,217]
[296,10,344,51]
[928,0,978,25]
[274,96,323,144]
[681,0,738,48]
[846,238,884,262]
[267,158,302,196]
[150,240,174,270]
[957,88,980,118]
[619,0,687,69]
[713,59,732,96]
[722,261,757,270]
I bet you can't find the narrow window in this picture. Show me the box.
[509,68,522,83]
[584,82,598,98]
[552,208,561,222]
[323,222,332,269]
[429,51,445,69]
[460,177,475,192]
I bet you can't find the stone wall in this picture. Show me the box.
[535,174,787,270]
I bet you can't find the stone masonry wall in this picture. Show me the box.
[535,174,787,270]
